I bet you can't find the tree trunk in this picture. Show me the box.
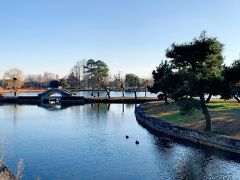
[91,87,94,96]
[164,92,168,104]
[97,91,100,97]
[199,93,212,131]
[134,90,137,99]
[233,95,240,103]
[205,94,212,103]
[106,91,110,99]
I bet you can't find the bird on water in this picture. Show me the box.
[126,135,129,139]
[135,140,139,144]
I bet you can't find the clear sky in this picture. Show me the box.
[0,0,240,78]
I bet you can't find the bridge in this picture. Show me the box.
[38,88,73,102]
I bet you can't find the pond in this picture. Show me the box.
[0,103,239,179]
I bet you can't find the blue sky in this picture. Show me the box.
[0,0,240,78]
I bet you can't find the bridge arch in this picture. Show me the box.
[38,88,73,101]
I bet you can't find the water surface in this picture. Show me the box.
[0,104,239,179]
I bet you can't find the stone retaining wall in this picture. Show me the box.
[135,105,240,154]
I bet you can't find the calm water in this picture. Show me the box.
[0,104,240,179]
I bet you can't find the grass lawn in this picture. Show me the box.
[142,99,240,139]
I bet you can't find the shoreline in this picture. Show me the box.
[0,163,15,179]
[135,104,240,154]
[0,96,159,104]
[0,89,45,93]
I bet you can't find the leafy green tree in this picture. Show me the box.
[205,77,223,103]
[148,60,172,103]
[95,60,109,85]
[84,59,109,97]
[59,78,69,89]
[221,60,240,102]
[84,59,95,94]
[125,73,140,98]
[166,32,224,131]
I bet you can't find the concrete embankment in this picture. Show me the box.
[135,105,240,154]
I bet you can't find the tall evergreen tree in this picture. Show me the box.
[84,59,109,97]
[166,32,224,131]
[221,60,240,102]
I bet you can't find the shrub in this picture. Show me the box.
[177,97,200,115]
[157,93,165,100]
[49,80,61,89]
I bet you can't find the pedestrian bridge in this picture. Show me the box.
[38,88,73,102]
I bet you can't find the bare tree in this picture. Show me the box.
[113,72,125,97]
[68,72,79,89]
[101,72,114,99]
[70,60,87,89]
[24,74,42,88]
[3,68,24,90]
[42,72,57,87]
[141,78,153,97]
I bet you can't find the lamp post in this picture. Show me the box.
[12,77,17,96]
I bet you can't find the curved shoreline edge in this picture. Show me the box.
[135,104,240,154]
[0,163,15,179]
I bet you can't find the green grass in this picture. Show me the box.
[161,112,202,124]
[142,102,201,124]
[142,100,240,138]
[207,101,240,111]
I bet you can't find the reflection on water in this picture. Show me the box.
[39,103,69,111]
[38,103,135,114]
[0,104,239,179]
